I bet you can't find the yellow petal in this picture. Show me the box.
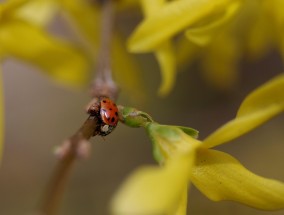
[155,42,176,96]
[237,74,284,116]
[185,1,241,46]
[140,0,176,96]
[111,152,195,215]
[0,20,89,86]
[201,32,239,90]
[173,186,188,215]
[0,67,4,164]
[128,0,235,52]
[243,1,272,60]
[203,74,284,148]
[13,0,58,26]
[60,0,100,59]
[111,35,146,102]
[140,0,165,16]
[192,149,284,210]
[176,36,199,68]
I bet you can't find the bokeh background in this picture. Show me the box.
[1,3,284,215]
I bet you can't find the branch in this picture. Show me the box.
[91,0,119,101]
[40,116,99,215]
[38,1,119,214]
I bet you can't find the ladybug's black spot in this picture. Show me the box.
[109,108,113,111]
[111,117,115,122]
[102,100,107,103]
[115,112,118,116]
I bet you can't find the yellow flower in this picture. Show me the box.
[59,0,144,100]
[111,74,284,215]
[127,0,284,92]
[128,0,243,94]
[0,0,90,86]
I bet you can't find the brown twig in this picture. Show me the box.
[40,116,99,215]
[91,0,119,101]
[38,0,118,215]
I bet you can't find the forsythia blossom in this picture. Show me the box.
[111,74,284,215]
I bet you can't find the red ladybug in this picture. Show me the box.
[87,97,119,136]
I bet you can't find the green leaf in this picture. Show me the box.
[0,20,89,86]
[111,152,195,215]
[128,0,235,52]
[146,123,201,163]
[176,126,199,139]
[117,106,153,128]
[203,74,284,148]
[192,149,284,210]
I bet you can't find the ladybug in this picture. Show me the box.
[87,96,119,136]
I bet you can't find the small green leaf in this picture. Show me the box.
[203,74,284,148]
[111,152,195,215]
[192,149,284,210]
[118,106,153,128]
[146,123,200,162]
[176,126,199,139]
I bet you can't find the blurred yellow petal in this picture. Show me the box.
[60,0,101,59]
[201,32,240,90]
[242,1,272,60]
[0,20,89,86]
[192,149,284,210]
[0,0,29,13]
[185,1,241,46]
[13,0,58,26]
[173,187,188,215]
[140,0,165,16]
[111,35,146,102]
[155,42,176,96]
[237,74,284,116]
[176,36,199,68]
[203,74,284,148]
[140,0,176,96]
[128,0,236,52]
[116,0,140,10]
[111,152,195,215]
[0,67,4,164]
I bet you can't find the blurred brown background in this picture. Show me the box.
[1,50,284,215]
[1,4,284,211]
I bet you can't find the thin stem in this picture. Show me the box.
[38,1,119,214]
[91,0,119,100]
[39,116,99,215]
